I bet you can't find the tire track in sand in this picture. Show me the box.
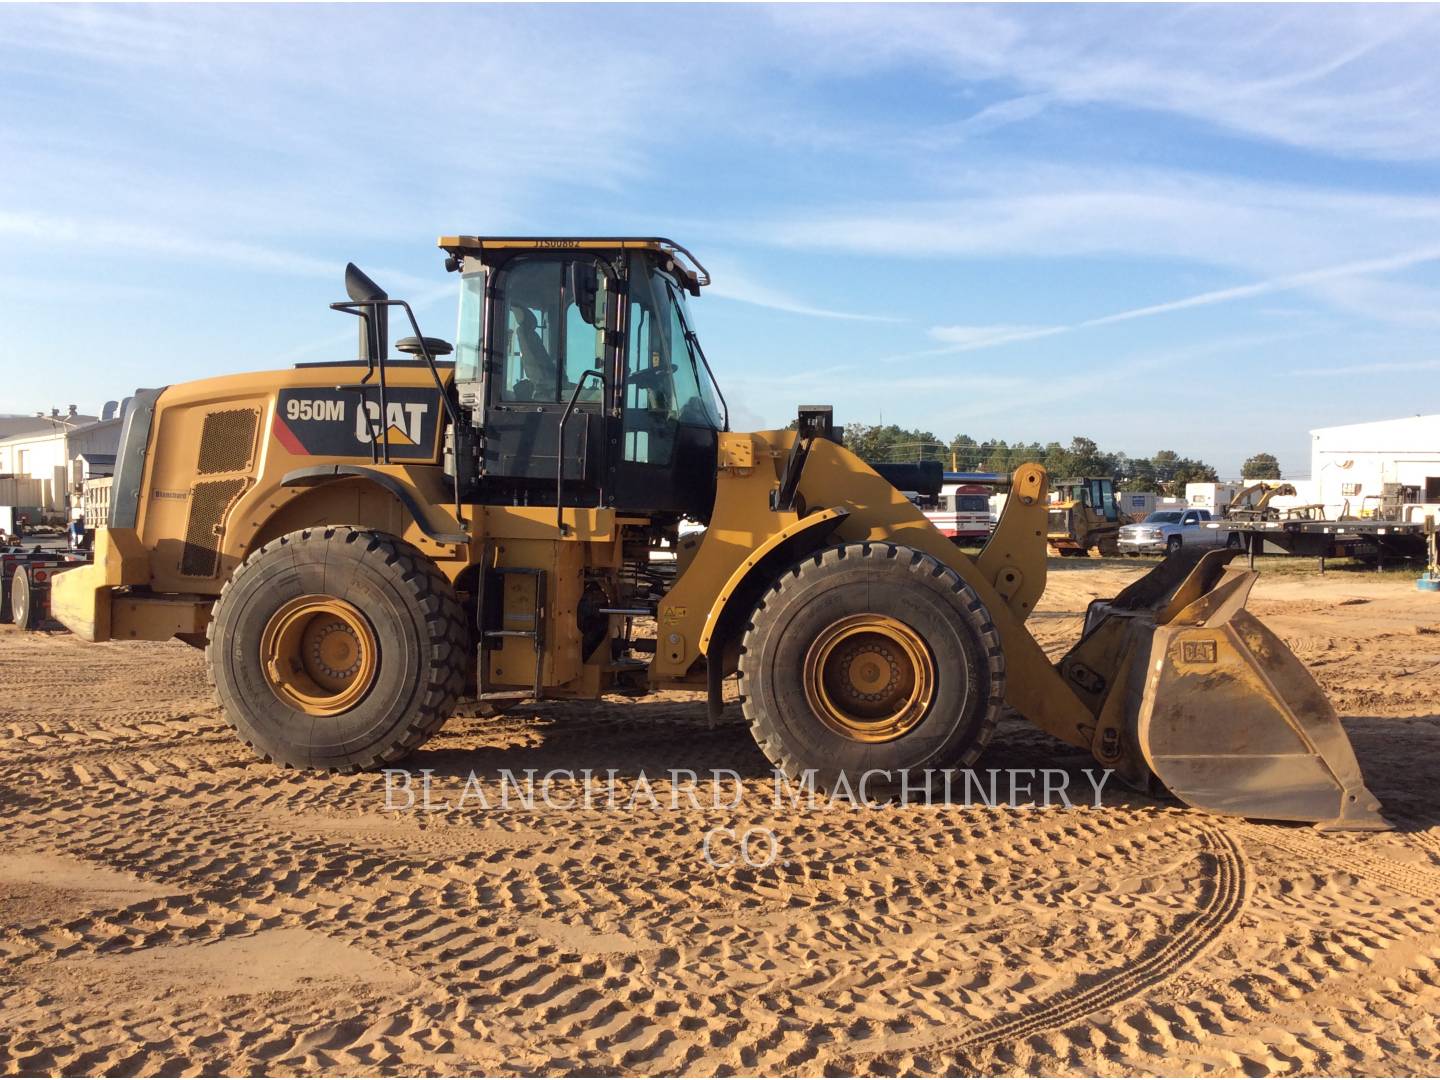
[829,824,1249,1073]
[1239,823,1440,903]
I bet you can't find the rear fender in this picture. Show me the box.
[233,468,465,570]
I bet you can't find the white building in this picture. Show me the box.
[0,408,121,517]
[1309,413,1440,520]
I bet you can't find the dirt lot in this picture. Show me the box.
[2,563,1439,1076]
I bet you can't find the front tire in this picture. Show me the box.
[1166,535,1182,556]
[207,527,467,771]
[738,543,1004,788]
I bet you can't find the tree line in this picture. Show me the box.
[841,424,1282,494]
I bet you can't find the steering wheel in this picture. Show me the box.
[627,363,676,391]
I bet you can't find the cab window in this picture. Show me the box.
[493,257,605,403]
[620,255,726,463]
[1091,479,1117,521]
[453,270,485,384]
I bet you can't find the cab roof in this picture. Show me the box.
[437,235,710,290]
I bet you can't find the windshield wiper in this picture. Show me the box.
[667,283,729,431]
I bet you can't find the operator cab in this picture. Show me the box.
[1054,477,1119,523]
[443,237,728,520]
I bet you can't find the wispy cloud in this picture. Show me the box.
[3,3,1439,471]
[705,268,903,323]
[725,363,859,389]
[0,212,436,292]
[1288,358,1440,377]
[766,169,1440,277]
[771,5,1440,160]
[1082,243,1440,329]
[928,324,1049,347]
[880,241,1440,363]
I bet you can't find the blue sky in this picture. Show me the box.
[4,4,1440,477]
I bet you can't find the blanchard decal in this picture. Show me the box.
[273,387,441,460]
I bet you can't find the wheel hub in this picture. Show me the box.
[804,614,936,743]
[260,595,378,715]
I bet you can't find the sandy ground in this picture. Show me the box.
[2,564,1440,1076]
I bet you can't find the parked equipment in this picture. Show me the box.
[51,237,1385,828]
[1048,476,1127,556]
[1226,482,1298,522]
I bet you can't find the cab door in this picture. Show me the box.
[1090,478,1119,522]
[480,255,613,498]
[607,255,723,518]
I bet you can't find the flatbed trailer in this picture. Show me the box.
[1206,518,1428,571]
[1,547,92,628]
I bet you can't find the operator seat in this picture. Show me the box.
[511,306,556,398]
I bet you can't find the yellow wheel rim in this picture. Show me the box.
[260,595,378,716]
[803,614,936,743]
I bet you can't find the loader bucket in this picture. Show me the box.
[1068,549,1388,830]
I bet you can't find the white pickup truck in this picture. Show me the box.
[1117,508,1241,556]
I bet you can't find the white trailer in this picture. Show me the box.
[1186,482,1241,515]
[1119,491,1158,519]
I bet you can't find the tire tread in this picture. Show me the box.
[737,542,1005,778]
[205,527,466,772]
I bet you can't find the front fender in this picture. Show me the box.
[696,507,849,656]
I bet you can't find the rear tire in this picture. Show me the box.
[11,566,36,630]
[207,527,467,771]
[738,542,1004,788]
[1226,532,1242,550]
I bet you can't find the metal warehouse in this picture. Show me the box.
[1310,413,1440,520]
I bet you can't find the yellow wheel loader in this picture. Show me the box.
[1048,476,1127,556]
[52,237,1385,828]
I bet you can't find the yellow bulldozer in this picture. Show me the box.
[1048,476,1127,556]
[53,237,1385,828]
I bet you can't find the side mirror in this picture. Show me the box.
[343,263,389,363]
[345,262,388,303]
[568,262,599,326]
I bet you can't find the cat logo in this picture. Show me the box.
[273,387,440,461]
[356,400,429,447]
[1181,639,1218,664]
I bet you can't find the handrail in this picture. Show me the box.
[655,237,711,288]
[555,369,603,536]
[329,296,469,536]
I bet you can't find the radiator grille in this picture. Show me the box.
[180,478,247,577]
[197,409,259,475]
